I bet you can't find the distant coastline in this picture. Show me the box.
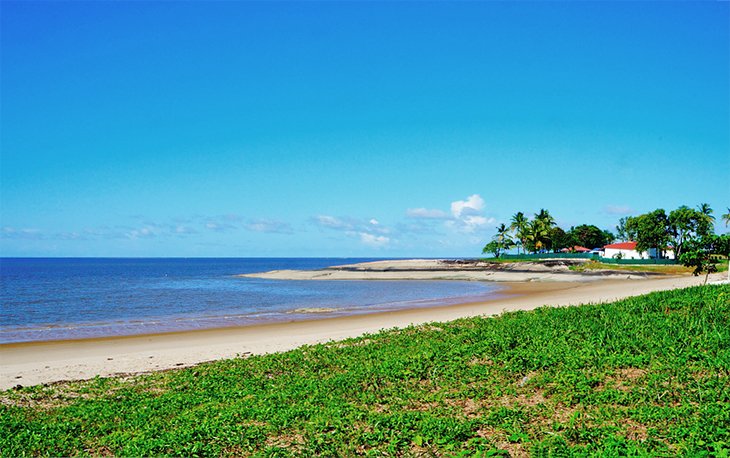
[239,258,663,282]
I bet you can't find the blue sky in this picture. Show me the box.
[1,1,728,257]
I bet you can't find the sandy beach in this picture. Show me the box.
[1,261,718,390]
[237,258,659,282]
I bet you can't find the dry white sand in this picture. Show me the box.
[1,268,719,390]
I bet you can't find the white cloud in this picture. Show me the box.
[204,220,238,232]
[405,194,493,235]
[604,205,634,216]
[58,231,86,240]
[446,194,493,233]
[406,208,450,219]
[175,225,197,235]
[126,226,159,239]
[314,215,354,231]
[314,215,393,246]
[462,215,494,232]
[246,219,293,234]
[1,227,44,240]
[359,232,390,247]
[445,216,494,233]
[450,194,485,218]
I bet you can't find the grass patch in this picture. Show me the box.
[568,261,696,275]
[2,285,729,456]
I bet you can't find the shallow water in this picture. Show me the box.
[0,258,503,343]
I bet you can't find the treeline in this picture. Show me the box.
[618,204,730,276]
[482,209,615,258]
[615,204,724,259]
[483,205,730,272]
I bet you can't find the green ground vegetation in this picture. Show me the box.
[477,258,695,274]
[569,260,728,275]
[2,285,729,457]
[568,261,695,275]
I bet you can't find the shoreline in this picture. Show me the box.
[0,273,714,390]
[1,280,507,346]
[238,258,661,282]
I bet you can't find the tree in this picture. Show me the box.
[615,217,628,242]
[602,230,615,245]
[621,216,639,242]
[525,220,547,253]
[568,224,611,249]
[536,209,556,228]
[631,209,671,258]
[550,227,574,252]
[510,212,529,255]
[482,224,515,258]
[697,203,714,221]
[679,234,730,283]
[495,223,514,250]
[668,205,713,259]
[723,208,730,227]
[529,209,556,253]
[482,240,502,258]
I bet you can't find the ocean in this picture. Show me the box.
[0,258,502,344]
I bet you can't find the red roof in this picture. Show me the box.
[560,246,591,252]
[604,241,637,250]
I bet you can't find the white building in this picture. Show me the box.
[602,241,675,260]
[603,242,648,260]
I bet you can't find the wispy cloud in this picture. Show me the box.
[447,215,494,233]
[314,215,356,231]
[126,225,161,239]
[313,215,391,247]
[604,205,635,216]
[359,232,390,248]
[203,214,242,232]
[396,220,444,235]
[406,194,494,234]
[406,208,450,219]
[174,225,198,235]
[57,231,87,241]
[1,226,44,240]
[246,219,293,234]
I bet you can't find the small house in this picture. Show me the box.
[603,241,646,260]
[603,241,675,260]
[561,246,591,253]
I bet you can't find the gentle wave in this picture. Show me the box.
[288,307,341,314]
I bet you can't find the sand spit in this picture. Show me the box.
[237,259,659,282]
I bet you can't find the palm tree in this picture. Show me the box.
[484,223,515,258]
[536,208,556,228]
[697,203,715,221]
[495,223,513,250]
[525,219,549,253]
[534,209,556,252]
[510,212,528,254]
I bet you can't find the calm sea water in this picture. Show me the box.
[0,258,502,344]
